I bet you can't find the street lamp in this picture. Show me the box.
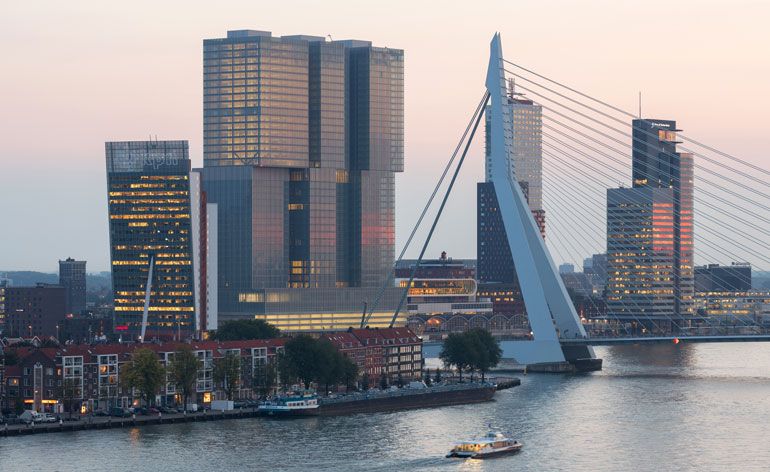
[28,324,32,338]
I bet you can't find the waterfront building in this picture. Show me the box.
[106,141,217,340]
[0,326,422,412]
[605,118,694,331]
[695,263,751,292]
[631,119,695,319]
[59,258,87,315]
[4,284,66,339]
[201,30,404,331]
[606,187,677,330]
[694,291,770,329]
[395,253,492,336]
[349,327,421,383]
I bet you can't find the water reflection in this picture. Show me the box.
[1,344,769,471]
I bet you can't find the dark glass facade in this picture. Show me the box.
[695,263,751,292]
[202,32,404,330]
[106,141,196,338]
[631,119,694,318]
[59,258,86,315]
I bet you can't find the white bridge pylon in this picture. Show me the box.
[486,33,595,365]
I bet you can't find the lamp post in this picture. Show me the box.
[28,324,32,338]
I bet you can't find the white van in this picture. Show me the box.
[20,410,42,424]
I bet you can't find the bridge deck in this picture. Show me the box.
[561,334,770,346]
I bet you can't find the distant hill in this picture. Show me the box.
[0,271,111,292]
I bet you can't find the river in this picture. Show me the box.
[2,343,769,471]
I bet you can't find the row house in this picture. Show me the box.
[1,339,286,414]
[348,327,423,383]
[320,332,367,375]
[2,347,60,413]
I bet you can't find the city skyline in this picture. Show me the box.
[2,0,769,272]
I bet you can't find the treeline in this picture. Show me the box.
[439,328,502,381]
[278,335,358,394]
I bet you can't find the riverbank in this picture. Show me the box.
[0,408,262,437]
[1,378,521,437]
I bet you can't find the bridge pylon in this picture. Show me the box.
[485,33,600,371]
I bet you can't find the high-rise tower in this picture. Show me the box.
[605,119,694,330]
[201,31,404,330]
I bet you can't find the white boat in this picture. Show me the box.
[446,431,523,459]
[257,393,320,417]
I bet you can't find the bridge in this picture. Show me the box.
[363,33,770,370]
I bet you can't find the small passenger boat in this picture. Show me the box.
[446,431,523,459]
[257,393,320,417]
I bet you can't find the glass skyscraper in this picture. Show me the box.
[201,31,404,331]
[606,118,695,330]
[106,141,197,339]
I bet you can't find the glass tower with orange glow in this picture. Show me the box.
[106,140,196,339]
[606,119,695,331]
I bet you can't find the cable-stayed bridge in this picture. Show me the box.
[368,34,770,370]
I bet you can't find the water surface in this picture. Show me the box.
[2,343,769,471]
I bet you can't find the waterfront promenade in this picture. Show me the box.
[0,408,261,437]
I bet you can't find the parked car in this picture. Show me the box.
[93,410,109,417]
[39,413,58,424]
[158,406,176,414]
[110,407,131,418]
[148,407,160,415]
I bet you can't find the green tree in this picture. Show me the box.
[211,319,280,341]
[434,367,442,384]
[315,340,343,395]
[424,369,432,387]
[168,346,199,409]
[439,332,476,382]
[282,335,321,390]
[466,328,502,382]
[121,348,165,407]
[213,352,240,400]
[341,356,359,392]
[379,372,388,390]
[361,372,371,391]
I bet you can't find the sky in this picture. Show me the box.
[0,0,768,273]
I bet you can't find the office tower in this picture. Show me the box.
[695,263,751,292]
[606,187,677,329]
[0,277,8,335]
[5,284,66,338]
[631,119,694,318]
[483,79,545,237]
[558,263,575,275]
[59,257,87,315]
[201,31,403,331]
[106,140,216,339]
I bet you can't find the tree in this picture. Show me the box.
[213,352,240,400]
[439,332,477,382]
[211,319,280,341]
[315,340,344,395]
[434,367,442,384]
[424,369,432,387]
[466,328,502,382]
[361,372,371,391]
[341,356,359,392]
[168,346,199,409]
[379,372,388,390]
[396,372,404,388]
[282,335,321,390]
[121,348,165,407]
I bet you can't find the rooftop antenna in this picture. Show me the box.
[638,91,642,119]
[327,34,333,41]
